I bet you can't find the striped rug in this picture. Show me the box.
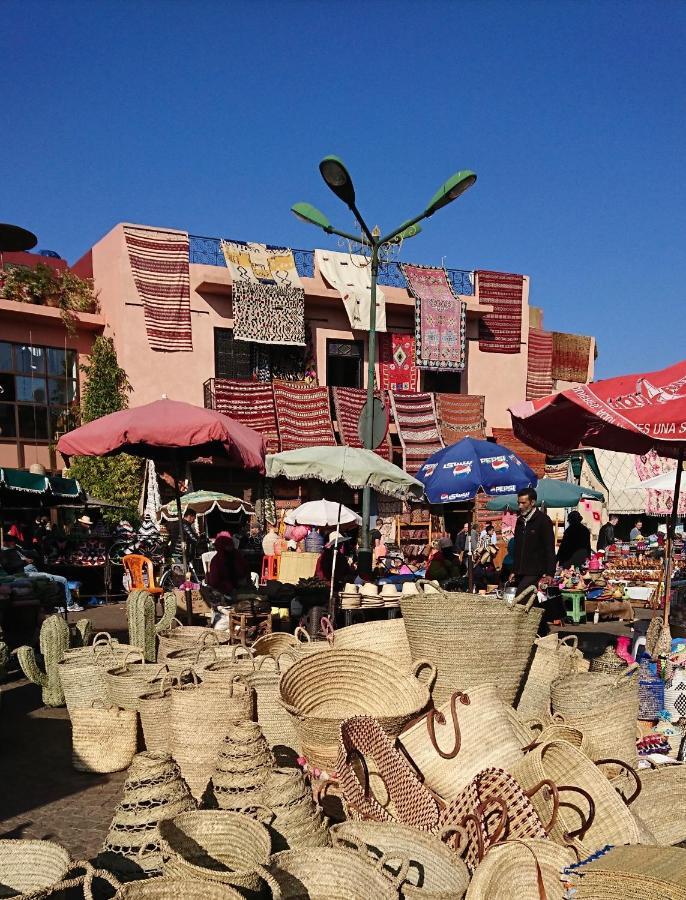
[544,459,570,481]
[273,380,336,451]
[526,328,554,400]
[492,427,546,477]
[388,391,444,474]
[213,379,279,453]
[124,227,192,352]
[435,393,486,445]
[332,386,391,460]
[476,270,523,354]
[551,332,592,383]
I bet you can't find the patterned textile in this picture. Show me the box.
[529,306,543,329]
[491,427,546,478]
[221,240,303,288]
[593,449,643,515]
[378,333,419,392]
[232,281,305,346]
[635,450,686,516]
[124,227,192,352]
[526,328,554,400]
[402,263,466,371]
[476,270,524,354]
[331,386,391,460]
[435,393,486,445]
[272,380,336,451]
[315,249,387,332]
[544,459,570,481]
[551,331,592,383]
[388,391,444,474]
[213,379,279,453]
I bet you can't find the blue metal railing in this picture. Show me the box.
[189,235,473,296]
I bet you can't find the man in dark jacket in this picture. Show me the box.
[512,487,560,634]
[597,515,619,551]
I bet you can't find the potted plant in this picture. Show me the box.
[0,263,99,332]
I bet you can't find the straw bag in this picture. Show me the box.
[71,701,137,773]
[465,838,575,900]
[397,685,524,802]
[164,633,236,677]
[620,762,686,845]
[565,844,686,900]
[266,848,406,900]
[138,674,178,754]
[246,654,299,755]
[280,649,434,771]
[338,716,442,831]
[517,635,589,722]
[197,645,258,685]
[157,619,228,663]
[512,739,646,856]
[0,839,119,900]
[261,768,330,851]
[158,810,272,893]
[114,878,244,899]
[211,721,274,813]
[106,651,168,711]
[400,581,542,706]
[58,632,137,713]
[251,632,299,658]
[331,821,470,900]
[324,619,413,670]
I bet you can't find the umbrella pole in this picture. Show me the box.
[663,445,684,625]
[328,501,343,621]
[174,457,193,626]
[467,515,474,592]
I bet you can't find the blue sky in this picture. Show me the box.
[3,0,684,378]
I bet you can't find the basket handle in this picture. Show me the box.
[411,658,438,690]
[559,635,579,650]
[426,691,471,760]
[254,864,282,899]
[414,578,446,596]
[147,662,170,685]
[595,758,642,805]
[82,863,121,900]
[294,625,312,644]
[20,860,121,900]
[168,617,183,630]
[155,671,178,696]
[512,583,538,611]
[277,697,305,719]
[320,616,336,644]
[197,629,220,648]
[525,779,560,833]
[254,654,280,673]
[556,784,596,842]
[176,666,200,687]
[231,644,255,662]
[91,631,113,647]
[194,643,218,666]
[376,854,411,891]
[90,698,116,710]
[121,648,145,668]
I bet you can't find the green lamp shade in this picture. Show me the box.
[425,170,477,216]
[319,155,356,206]
[291,202,332,231]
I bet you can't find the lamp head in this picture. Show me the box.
[425,170,477,216]
[291,202,332,231]
[389,221,422,244]
[319,155,356,206]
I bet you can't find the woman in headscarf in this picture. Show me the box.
[557,510,592,569]
[207,531,249,599]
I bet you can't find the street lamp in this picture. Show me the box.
[292,158,476,576]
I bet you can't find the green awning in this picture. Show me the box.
[48,475,82,498]
[0,468,48,493]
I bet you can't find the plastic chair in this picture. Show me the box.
[201,550,217,578]
[122,554,163,595]
[260,554,279,585]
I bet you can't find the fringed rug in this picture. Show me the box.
[232,281,305,346]
[492,427,546,477]
[124,227,192,352]
[221,240,303,288]
[551,331,592,383]
[331,386,391,460]
[476,270,523,354]
[213,379,279,453]
[635,450,686,516]
[378,332,419,391]
[401,264,466,371]
[526,328,554,400]
[544,459,570,481]
[388,391,443,474]
[435,393,486,445]
[315,249,387,332]
[273,380,336,451]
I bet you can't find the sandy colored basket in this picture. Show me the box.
[106,651,168,711]
[280,649,434,771]
[157,619,229,663]
[211,721,274,812]
[262,768,329,852]
[138,673,178,754]
[197,646,258,685]
[0,839,75,899]
[59,633,137,713]
[517,634,589,721]
[251,632,299,658]
[400,581,542,706]
[266,848,406,900]
[465,838,575,900]
[325,619,413,670]
[71,701,137,774]
[566,844,686,900]
[331,820,470,900]
[621,762,686,845]
[398,685,524,802]
[246,654,299,754]
[158,810,271,893]
[114,878,244,899]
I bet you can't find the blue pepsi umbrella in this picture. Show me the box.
[416,437,538,504]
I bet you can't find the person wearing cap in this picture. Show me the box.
[315,530,357,588]
[426,537,462,584]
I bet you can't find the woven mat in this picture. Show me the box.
[402,264,466,371]
[491,427,546,477]
[378,332,419,391]
[213,379,279,453]
[551,331,592,382]
[273,380,336,451]
[388,391,443,474]
[124,227,192,352]
[476,270,523,354]
[526,328,554,400]
[331,386,391,460]
[221,239,303,288]
[436,393,486,444]
[232,281,305,346]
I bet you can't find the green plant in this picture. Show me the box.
[17,614,70,706]
[0,263,99,333]
[127,589,177,661]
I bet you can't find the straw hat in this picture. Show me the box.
[359,583,379,598]
[77,515,93,527]
[380,584,400,599]
[401,581,419,596]
[342,583,359,596]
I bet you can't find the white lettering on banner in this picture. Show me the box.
[440,492,471,502]
[491,484,518,493]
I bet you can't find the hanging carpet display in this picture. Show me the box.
[220,240,303,288]
[402,263,466,371]
[476,270,524,354]
[332,386,391,460]
[492,426,546,477]
[388,391,443,474]
[378,332,419,392]
[551,331,592,383]
[231,281,305,347]
[435,393,486,444]
[315,249,387,332]
[526,328,554,400]
[124,227,193,352]
[272,380,336,451]
[213,379,279,454]
[543,458,570,481]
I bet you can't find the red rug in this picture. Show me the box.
[492,427,546,477]
[124,227,193,352]
[378,333,419,391]
[401,264,466,371]
[476,270,523,354]
[213,379,279,453]
[435,393,486,445]
[388,391,443,474]
[551,332,592,383]
[526,328,554,400]
[332,386,391,460]
[273,380,336,451]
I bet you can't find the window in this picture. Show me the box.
[422,370,462,394]
[326,340,363,388]
[0,342,79,444]
[214,328,306,382]
[214,329,253,380]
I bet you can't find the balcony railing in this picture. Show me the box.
[189,235,473,296]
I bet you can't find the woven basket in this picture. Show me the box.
[261,768,329,851]
[638,655,665,720]
[158,810,271,893]
[246,654,299,754]
[567,844,686,900]
[398,684,524,802]
[164,634,236,677]
[106,651,168,711]
[59,633,137,713]
[331,821,470,900]
[622,763,686,845]
[114,878,243,899]
[197,646,258,686]
[326,619,413,670]
[589,645,628,675]
[280,649,434,771]
[266,848,405,900]
[211,721,274,813]
[157,619,229,663]
[71,701,137,773]
[0,838,72,898]
[138,674,178,754]
[465,838,575,900]
[517,634,589,721]
[251,632,299,658]
[400,581,542,706]
[664,665,686,719]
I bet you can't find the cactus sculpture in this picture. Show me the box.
[17,614,71,707]
[127,589,177,662]
[74,617,93,648]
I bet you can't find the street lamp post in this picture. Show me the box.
[293,159,476,577]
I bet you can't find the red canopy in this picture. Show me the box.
[510,359,686,460]
[57,398,266,474]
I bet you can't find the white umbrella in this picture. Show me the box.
[627,469,686,491]
[284,499,361,527]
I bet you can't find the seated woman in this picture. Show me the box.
[206,531,249,602]
[426,537,462,584]
[315,531,357,589]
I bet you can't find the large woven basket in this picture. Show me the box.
[157,619,229,663]
[246,654,299,754]
[280,649,434,771]
[621,763,686,845]
[114,878,243,899]
[567,844,686,900]
[465,838,575,900]
[331,821,470,900]
[326,619,413,670]
[59,633,137,713]
[106,651,168,711]
[266,848,405,900]
[71,701,137,773]
[138,674,178,754]
[516,634,589,721]
[0,839,72,898]
[197,646,258,686]
[251,632,299,658]
[400,581,542,706]
[211,721,274,813]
